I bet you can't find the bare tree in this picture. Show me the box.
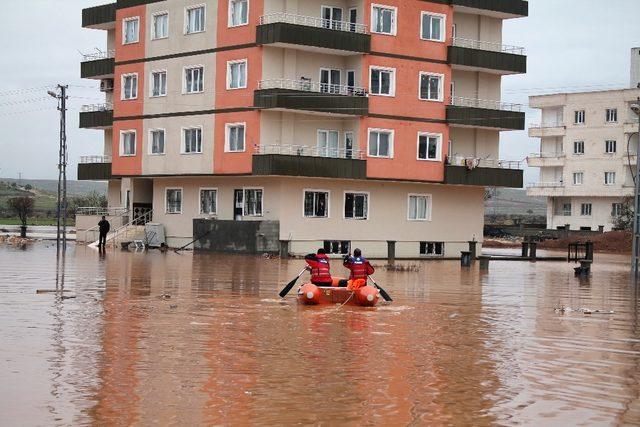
[8,197,34,237]
[613,197,633,231]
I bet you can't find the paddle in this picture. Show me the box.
[279,267,308,298]
[368,276,393,302]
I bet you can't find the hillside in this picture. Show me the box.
[1,179,106,197]
[485,188,546,217]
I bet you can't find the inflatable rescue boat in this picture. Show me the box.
[297,278,380,307]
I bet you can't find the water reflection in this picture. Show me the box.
[1,244,640,425]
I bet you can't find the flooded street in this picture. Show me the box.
[1,243,640,426]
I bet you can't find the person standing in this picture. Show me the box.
[98,215,110,247]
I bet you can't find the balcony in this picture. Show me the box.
[444,156,523,188]
[451,0,528,19]
[254,79,368,116]
[80,50,115,79]
[252,144,366,179]
[82,3,116,30]
[528,123,566,138]
[526,182,564,197]
[622,154,637,165]
[77,156,112,181]
[79,103,113,129]
[527,152,565,167]
[257,13,370,55]
[624,119,639,135]
[527,182,635,198]
[449,38,526,75]
[447,97,525,130]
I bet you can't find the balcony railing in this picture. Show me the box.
[529,123,565,129]
[452,37,525,55]
[76,206,128,216]
[528,182,564,188]
[258,78,367,97]
[447,155,522,170]
[81,103,113,112]
[259,12,367,34]
[450,96,522,112]
[529,152,565,158]
[81,49,115,61]
[80,155,112,164]
[255,143,365,160]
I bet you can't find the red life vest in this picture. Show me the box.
[305,253,332,284]
[344,256,374,281]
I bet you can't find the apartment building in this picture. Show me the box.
[78,0,527,257]
[527,59,640,231]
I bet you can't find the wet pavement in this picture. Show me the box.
[1,243,639,425]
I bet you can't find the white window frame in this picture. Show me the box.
[370,4,397,36]
[573,140,585,155]
[119,130,137,157]
[302,189,330,219]
[418,72,444,102]
[225,122,246,152]
[183,65,205,94]
[605,108,618,123]
[226,59,248,90]
[574,110,585,124]
[417,132,442,161]
[605,139,617,154]
[150,69,167,98]
[369,66,396,97]
[604,171,616,186]
[228,0,249,27]
[612,203,623,217]
[242,187,264,217]
[122,16,140,44]
[184,4,206,35]
[367,128,394,158]
[572,171,584,186]
[420,241,444,257]
[151,11,169,40]
[343,191,370,220]
[580,203,592,217]
[199,187,218,215]
[121,73,138,100]
[181,126,203,154]
[420,11,446,42]
[148,128,166,155]
[165,187,183,214]
[407,193,432,221]
[317,129,340,158]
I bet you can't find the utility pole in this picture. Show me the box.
[632,98,640,276]
[48,85,68,253]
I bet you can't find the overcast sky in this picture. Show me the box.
[0,0,638,184]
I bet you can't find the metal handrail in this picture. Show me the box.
[258,78,367,96]
[529,123,566,129]
[81,103,113,112]
[255,144,365,160]
[77,206,127,216]
[452,37,525,55]
[528,182,564,188]
[528,152,565,158]
[450,96,522,112]
[259,12,367,34]
[80,155,112,164]
[93,209,153,246]
[447,155,522,170]
[82,49,115,61]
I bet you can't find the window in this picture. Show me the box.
[605,171,616,185]
[419,72,443,101]
[421,12,444,42]
[227,60,247,89]
[418,133,441,161]
[573,172,584,185]
[243,188,263,216]
[573,140,584,155]
[151,70,167,97]
[344,192,368,220]
[562,203,571,216]
[320,68,341,94]
[229,0,248,27]
[166,188,183,214]
[605,140,617,154]
[182,127,202,154]
[371,4,396,35]
[612,203,623,217]
[368,129,393,158]
[606,108,618,123]
[317,130,339,158]
[370,67,395,96]
[323,241,350,255]
[574,110,585,124]
[184,66,204,93]
[420,242,444,257]
[304,190,329,218]
[152,12,168,39]
[120,131,136,156]
[123,17,139,44]
[185,5,206,34]
[408,194,431,221]
[581,203,592,216]
[121,74,138,100]
[149,129,165,155]
[322,6,343,30]
[225,123,245,152]
[200,189,217,215]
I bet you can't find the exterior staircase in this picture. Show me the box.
[88,210,153,248]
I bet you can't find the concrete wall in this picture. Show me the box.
[449,127,499,159]
[194,219,280,253]
[264,0,365,23]
[548,196,624,231]
[453,12,502,45]
[631,47,640,89]
[452,69,501,101]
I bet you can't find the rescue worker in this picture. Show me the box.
[304,248,333,287]
[343,248,374,284]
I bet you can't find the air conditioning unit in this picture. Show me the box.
[100,79,114,92]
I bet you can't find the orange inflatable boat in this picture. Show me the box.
[297,278,380,307]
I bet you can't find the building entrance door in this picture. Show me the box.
[234,189,243,220]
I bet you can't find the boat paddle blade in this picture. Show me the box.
[279,268,307,298]
[370,277,393,302]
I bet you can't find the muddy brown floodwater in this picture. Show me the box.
[1,243,640,426]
